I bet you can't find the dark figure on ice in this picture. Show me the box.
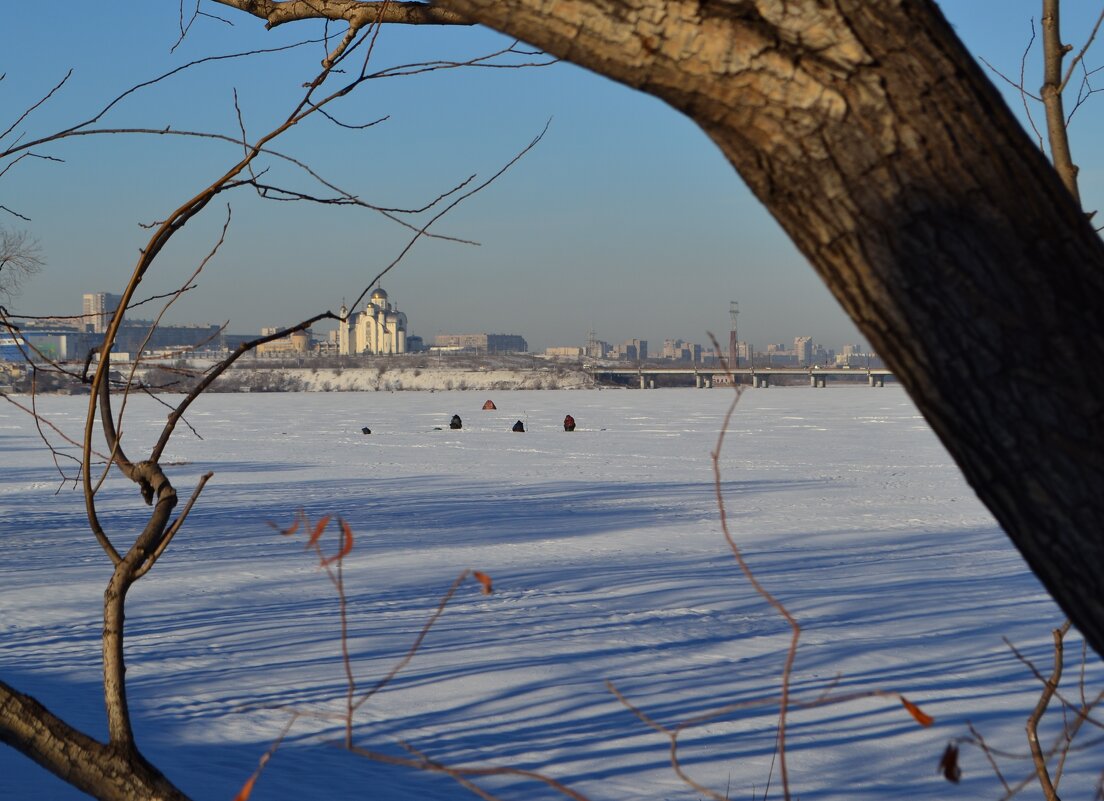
[361,427,371,435]
[563,415,576,432]
[512,420,525,432]
[450,414,463,430]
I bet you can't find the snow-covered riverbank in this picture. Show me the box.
[241,364,597,392]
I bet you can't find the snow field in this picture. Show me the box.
[0,387,1098,800]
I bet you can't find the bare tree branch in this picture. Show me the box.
[0,39,328,164]
[1059,5,1104,92]
[345,119,549,315]
[0,70,73,142]
[1026,622,1070,801]
[210,0,473,29]
[0,225,43,300]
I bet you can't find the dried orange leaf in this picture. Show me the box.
[321,519,354,566]
[306,515,331,548]
[269,517,301,537]
[901,696,934,727]
[231,774,257,801]
[473,570,493,595]
[938,743,961,783]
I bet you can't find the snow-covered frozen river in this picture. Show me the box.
[1,387,1097,800]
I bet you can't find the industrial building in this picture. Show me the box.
[433,333,528,353]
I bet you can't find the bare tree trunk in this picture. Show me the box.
[1041,0,1082,204]
[410,0,1104,654]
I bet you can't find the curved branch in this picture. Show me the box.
[133,471,214,581]
[210,0,472,28]
[1026,622,1070,801]
[1059,6,1104,93]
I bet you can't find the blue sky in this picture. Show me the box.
[3,1,1103,351]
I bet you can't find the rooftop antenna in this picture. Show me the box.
[729,301,739,368]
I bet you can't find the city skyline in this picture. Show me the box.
[70,287,871,359]
[3,3,1103,354]
[10,295,874,369]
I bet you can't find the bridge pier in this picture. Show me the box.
[639,375,646,389]
[810,374,827,388]
[868,373,885,387]
[755,375,770,388]
[695,373,702,388]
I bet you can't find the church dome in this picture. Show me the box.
[370,287,388,301]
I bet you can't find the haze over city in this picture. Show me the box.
[3,2,1103,351]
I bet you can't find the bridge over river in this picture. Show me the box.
[584,366,893,389]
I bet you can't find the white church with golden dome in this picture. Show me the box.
[337,286,409,355]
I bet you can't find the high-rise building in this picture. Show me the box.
[584,336,611,359]
[82,292,123,334]
[661,338,702,362]
[612,338,648,361]
[794,336,813,366]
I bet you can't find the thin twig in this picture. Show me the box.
[968,722,1012,792]
[352,569,471,712]
[707,335,800,801]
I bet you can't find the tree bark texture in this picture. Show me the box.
[0,680,191,801]
[417,0,1104,653]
